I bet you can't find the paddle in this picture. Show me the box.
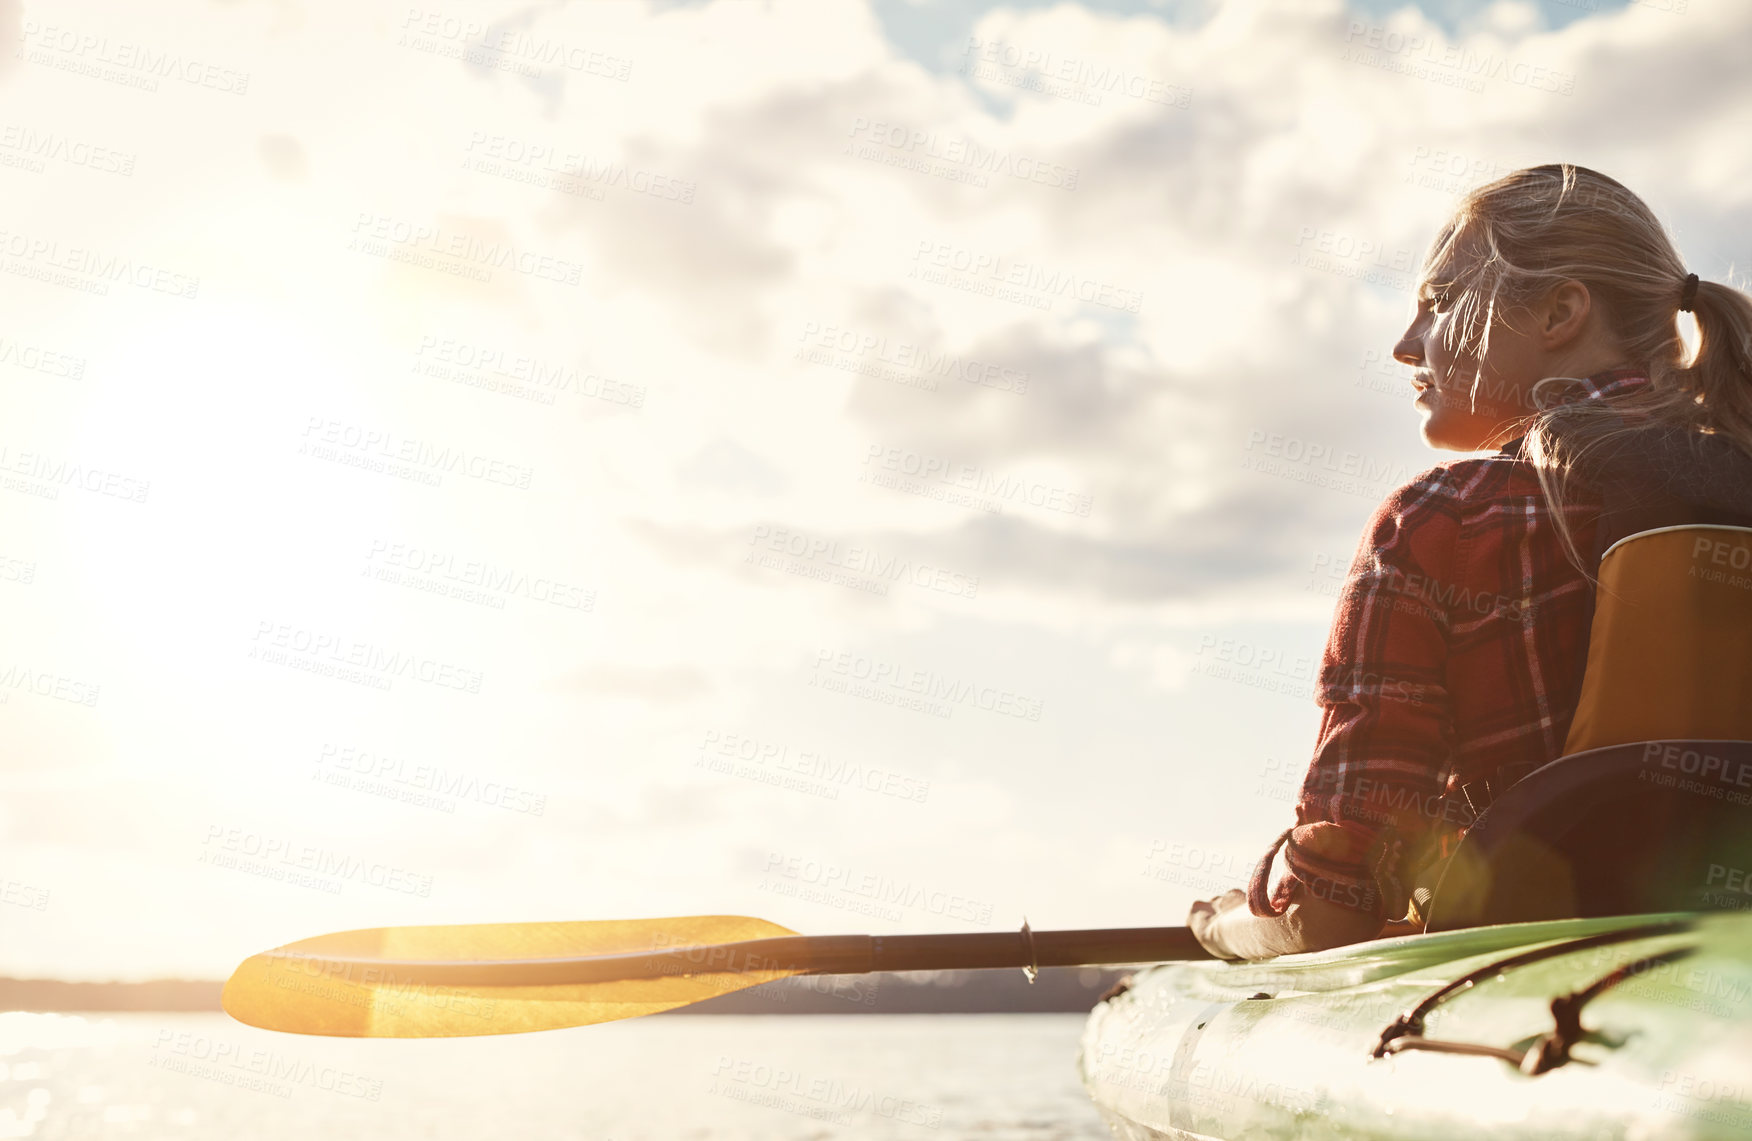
[222,914,1213,1038]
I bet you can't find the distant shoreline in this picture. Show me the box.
[0,966,1131,1015]
[0,978,221,1013]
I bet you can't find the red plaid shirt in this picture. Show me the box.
[1253,367,1653,919]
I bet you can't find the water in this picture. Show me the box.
[0,1011,1112,1139]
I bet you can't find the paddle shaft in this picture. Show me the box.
[268,926,1212,988]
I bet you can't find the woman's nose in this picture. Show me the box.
[1392,329,1424,367]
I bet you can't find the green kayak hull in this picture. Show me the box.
[1079,912,1752,1140]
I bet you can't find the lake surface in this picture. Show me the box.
[0,1011,1113,1139]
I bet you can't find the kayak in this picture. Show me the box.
[1079,910,1752,1140]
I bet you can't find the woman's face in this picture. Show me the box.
[1392,264,1543,452]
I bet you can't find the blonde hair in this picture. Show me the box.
[1416,163,1752,579]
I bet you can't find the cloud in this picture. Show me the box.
[627,474,1334,606]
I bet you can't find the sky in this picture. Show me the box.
[0,0,1745,982]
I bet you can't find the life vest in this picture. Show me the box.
[1409,445,1752,928]
[1417,522,1752,930]
[1561,523,1752,754]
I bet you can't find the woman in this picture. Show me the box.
[1191,163,1752,961]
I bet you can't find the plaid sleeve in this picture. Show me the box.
[1271,466,1461,918]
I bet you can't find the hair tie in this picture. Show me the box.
[1679,272,1700,313]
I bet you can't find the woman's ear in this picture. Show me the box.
[1538,280,1594,348]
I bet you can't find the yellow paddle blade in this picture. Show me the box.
[222,915,800,1038]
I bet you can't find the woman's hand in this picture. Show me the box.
[1187,886,1386,962]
